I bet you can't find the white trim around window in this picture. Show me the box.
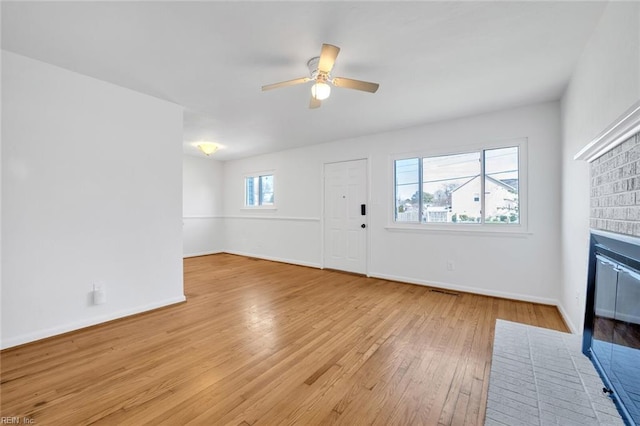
[243,170,276,209]
[389,137,528,234]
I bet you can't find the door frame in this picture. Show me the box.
[320,156,371,276]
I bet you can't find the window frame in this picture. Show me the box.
[243,171,276,209]
[389,138,528,234]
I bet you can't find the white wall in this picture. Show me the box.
[183,154,225,257]
[223,101,563,305]
[561,2,640,333]
[0,6,4,343]
[222,149,322,267]
[1,51,185,349]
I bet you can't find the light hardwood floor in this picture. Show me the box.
[1,254,568,425]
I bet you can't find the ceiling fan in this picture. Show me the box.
[261,43,380,109]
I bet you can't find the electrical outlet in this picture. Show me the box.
[446,260,455,271]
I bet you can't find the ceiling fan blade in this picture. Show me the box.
[309,96,321,109]
[332,77,379,93]
[317,44,340,73]
[262,77,310,91]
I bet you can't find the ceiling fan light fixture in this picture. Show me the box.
[311,82,331,100]
[262,44,379,109]
[197,142,218,156]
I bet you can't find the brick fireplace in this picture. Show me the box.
[590,132,640,236]
[580,101,640,426]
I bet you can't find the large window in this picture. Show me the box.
[394,146,519,225]
[245,174,274,207]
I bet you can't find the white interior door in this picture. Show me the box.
[323,159,368,274]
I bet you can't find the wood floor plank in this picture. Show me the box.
[0,254,568,425]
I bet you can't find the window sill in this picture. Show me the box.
[241,206,277,210]
[385,223,531,238]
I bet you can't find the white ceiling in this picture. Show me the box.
[2,1,606,161]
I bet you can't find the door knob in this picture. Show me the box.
[361,224,366,228]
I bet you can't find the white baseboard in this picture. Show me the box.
[614,312,640,325]
[224,250,321,269]
[369,270,562,307]
[0,295,186,350]
[183,250,223,258]
[556,302,579,334]
[594,308,640,326]
[595,307,615,320]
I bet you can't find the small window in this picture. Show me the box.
[394,145,520,226]
[245,174,274,207]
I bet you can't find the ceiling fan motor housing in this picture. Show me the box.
[307,56,324,80]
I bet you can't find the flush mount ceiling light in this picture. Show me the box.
[197,142,218,156]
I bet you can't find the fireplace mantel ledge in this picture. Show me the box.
[574,100,640,163]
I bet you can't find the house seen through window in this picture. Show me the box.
[394,146,519,225]
[245,174,274,207]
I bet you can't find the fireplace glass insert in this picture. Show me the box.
[583,230,640,425]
